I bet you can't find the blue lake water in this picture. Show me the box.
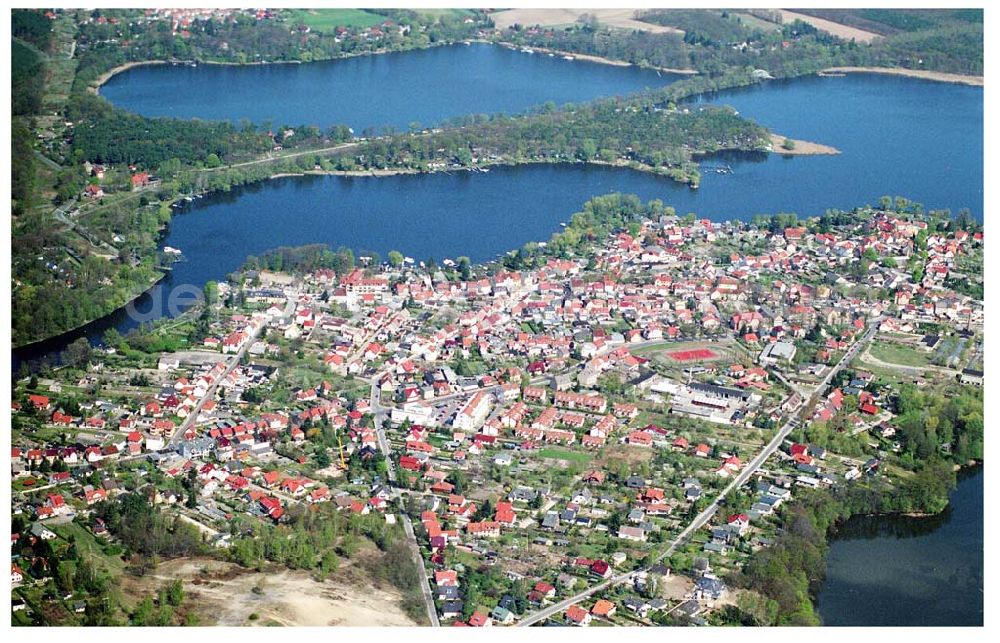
[99,43,679,131]
[817,467,984,626]
[17,63,983,365]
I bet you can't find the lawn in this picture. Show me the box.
[285,9,386,31]
[537,448,593,463]
[869,342,930,368]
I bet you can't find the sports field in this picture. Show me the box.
[665,348,719,362]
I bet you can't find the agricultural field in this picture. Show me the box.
[489,8,682,34]
[284,9,387,32]
[413,9,477,20]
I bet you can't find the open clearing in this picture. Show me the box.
[595,444,655,468]
[490,8,683,34]
[869,341,930,368]
[777,10,883,43]
[121,557,418,626]
[285,9,386,32]
[538,447,594,463]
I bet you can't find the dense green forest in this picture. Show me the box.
[12,8,54,45]
[330,100,768,184]
[242,244,358,275]
[792,8,983,37]
[11,9,53,114]
[11,119,38,215]
[67,93,276,168]
[12,40,47,116]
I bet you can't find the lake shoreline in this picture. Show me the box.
[89,41,461,94]
[92,56,983,96]
[12,269,168,352]
[769,133,841,155]
[821,66,983,86]
[493,41,699,75]
[90,39,698,97]
[8,131,840,355]
[815,461,983,625]
[21,60,981,363]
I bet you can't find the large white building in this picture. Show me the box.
[758,341,797,365]
[453,391,493,431]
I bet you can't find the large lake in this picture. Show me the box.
[17,54,983,364]
[11,45,985,628]
[100,43,679,131]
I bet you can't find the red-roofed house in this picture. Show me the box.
[565,604,591,626]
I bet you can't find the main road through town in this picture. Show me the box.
[516,317,880,626]
[370,377,441,627]
[167,294,295,447]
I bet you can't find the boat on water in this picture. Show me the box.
[163,246,183,255]
[548,52,555,57]
[521,48,534,54]
[562,55,575,61]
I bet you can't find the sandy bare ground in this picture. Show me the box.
[659,573,694,601]
[595,444,654,468]
[777,10,882,43]
[498,42,698,74]
[490,8,683,34]
[769,133,840,156]
[122,557,418,627]
[822,66,983,87]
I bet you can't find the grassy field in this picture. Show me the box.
[870,341,930,367]
[285,9,386,32]
[537,448,593,463]
[413,9,477,20]
[50,521,126,577]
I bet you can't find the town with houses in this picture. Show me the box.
[11,203,984,626]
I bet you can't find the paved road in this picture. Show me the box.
[369,377,440,627]
[167,297,293,447]
[516,318,880,626]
